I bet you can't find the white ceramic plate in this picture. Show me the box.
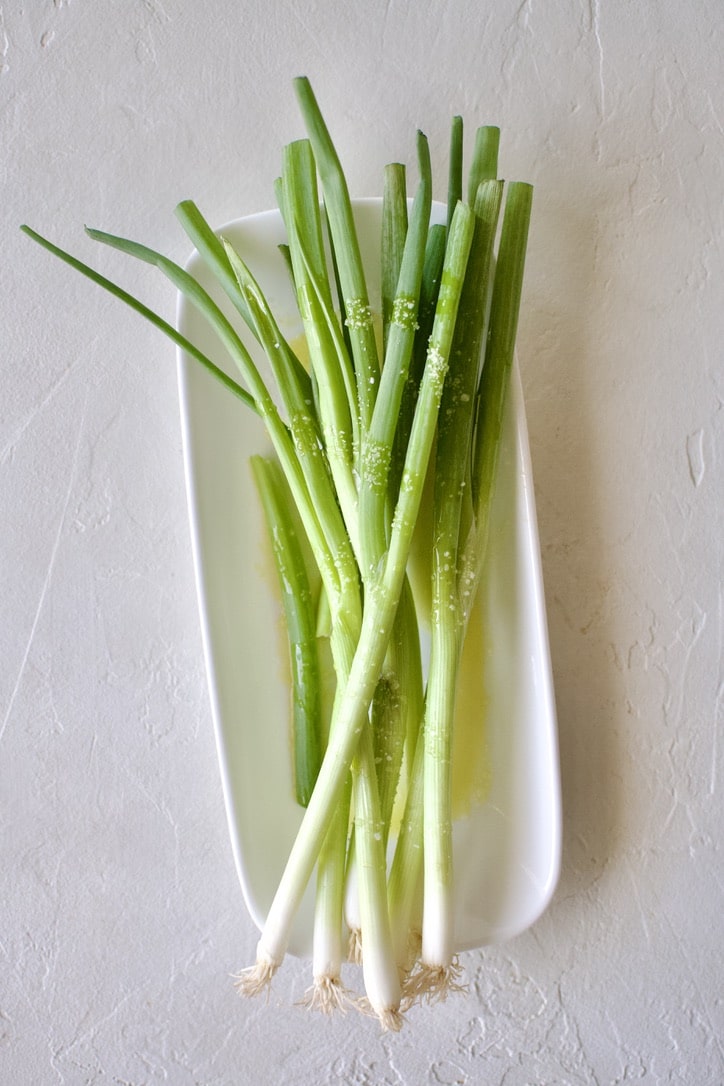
[177,200,561,957]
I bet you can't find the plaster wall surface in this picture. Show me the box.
[2,1,723,1082]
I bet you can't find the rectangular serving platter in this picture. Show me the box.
[177,199,561,957]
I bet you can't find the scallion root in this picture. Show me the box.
[402,958,467,1007]
[233,949,280,999]
[299,974,352,1015]
[377,1006,405,1033]
[355,995,405,1033]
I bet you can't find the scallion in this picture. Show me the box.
[21,78,534,1031]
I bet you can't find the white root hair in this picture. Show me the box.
[298,974,353,1015]
[232,949,280,999]
[401,957,467,1009]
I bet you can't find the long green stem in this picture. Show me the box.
[385,576,424,799]
[466,126,500,207]
[382,162,408,349]
[389,222,446,505]
[421,624,460,970]
[358,133,432,581]
[446,116,463,236]
[388,713,425,973]
[370,672,403,843]
[309,770,352,1009]
[293,76,380,437]
[464,181,533,604]
[420,181,503,976]
[251,456,322,807]
[344,575,422,960]
[353,724,402,1027]
[420,181,532,982]
[278,140,360,548]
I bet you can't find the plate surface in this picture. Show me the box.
[177,200,560,956]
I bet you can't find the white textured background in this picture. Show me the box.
[2,1,723,1082]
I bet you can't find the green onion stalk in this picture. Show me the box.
[250,457,353,1013]
[292,77,380,445]
[415,180,533,1000]
[250,456,323,808]
[342,128,432,963]
[414,174,503,998]
[273,137,364,1006]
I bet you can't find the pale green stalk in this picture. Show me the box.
[389,222,446,504]
[466,126,501,208]
[381,162,408,349]
[342,137,429,985]
[309,770,352,1008]
[352,725,402,1028]
[370,673,403,842]
[344,575,423,961]
[385,577,424,794]
[420,181,531,984]
[358,131,432,582]
[310,601,351,1006]
[420,180,503,976]
[308,610,358,1005]
[276,141,370,1001]
[278,140,360,546]
[387,714,425,972]
[277,144,369,997]
[446,116,463,236]
[250,455,322,808]
[293,76,380,437]
[462,181,534,612]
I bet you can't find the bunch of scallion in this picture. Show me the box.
[22,76,532,1031]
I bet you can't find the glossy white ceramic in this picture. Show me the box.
[177,200,560,957]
